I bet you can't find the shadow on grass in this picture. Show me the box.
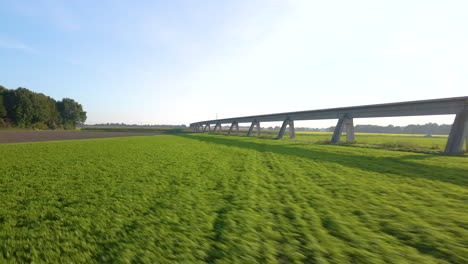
[178,134,468,187]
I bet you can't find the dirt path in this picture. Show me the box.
[0,130,163,144]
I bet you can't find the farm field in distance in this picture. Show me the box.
[1,134,467,263]
[80,126,457,153]
[291,132,450,152]
[0,130,164,144]
[210,129,454,153]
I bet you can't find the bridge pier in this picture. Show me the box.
[345,118,355,142]
[213,122,221,134]
[228,121,239,135]
[203,123,210,133]
[445,110,468,153]
[247,120,260,136]
[466,132,468,152]
[331,116,354,143]
[277,118,295,139]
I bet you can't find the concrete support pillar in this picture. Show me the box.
[331,119,345,143]
[277,119,288,139]
[465,132,468,152]
[203,123,210,133]
[277,118,295,139]
[247,122,255,136]
[289,120,295,139]
[445,110,468,153]
[344,118,355,142]
[331,116,354,143]
[247,120,260,136]
[228,121,239,135]
[213,122,221,134]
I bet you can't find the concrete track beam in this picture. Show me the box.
[190,97,468,129]
[445,110,468,153]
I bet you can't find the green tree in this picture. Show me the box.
[57,98,87,129]
[11,88,35,127]
[0,86,7,127]
[0,95,6,118]
[30,92,60,128]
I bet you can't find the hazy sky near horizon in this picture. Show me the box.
[1,0,467,127]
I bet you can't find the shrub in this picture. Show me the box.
[32,122,49,130]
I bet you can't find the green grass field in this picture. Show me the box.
[294,132,451,153]
[1,134,467,263]
[217,130,454,153]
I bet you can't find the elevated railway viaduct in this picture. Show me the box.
[190,97,468,153]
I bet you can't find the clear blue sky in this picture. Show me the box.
[1,0,467,127]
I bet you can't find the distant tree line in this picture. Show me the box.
[354,124,451,135]
[265,126,329,132]
[326,123,452,135]
[87,123,187,128]
[0,85,86,129]
[264,123,452,135]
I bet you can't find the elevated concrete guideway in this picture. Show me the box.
[190,96,468,153]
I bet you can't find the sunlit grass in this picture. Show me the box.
[0,134,466,263]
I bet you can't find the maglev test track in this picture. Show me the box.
[190,96,468,153]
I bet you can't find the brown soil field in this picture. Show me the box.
[0,130,162,144]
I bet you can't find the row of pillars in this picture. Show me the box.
[193,116,348,141]
[192,110,468,152]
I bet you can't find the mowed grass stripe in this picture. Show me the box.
[0,134,467,263]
